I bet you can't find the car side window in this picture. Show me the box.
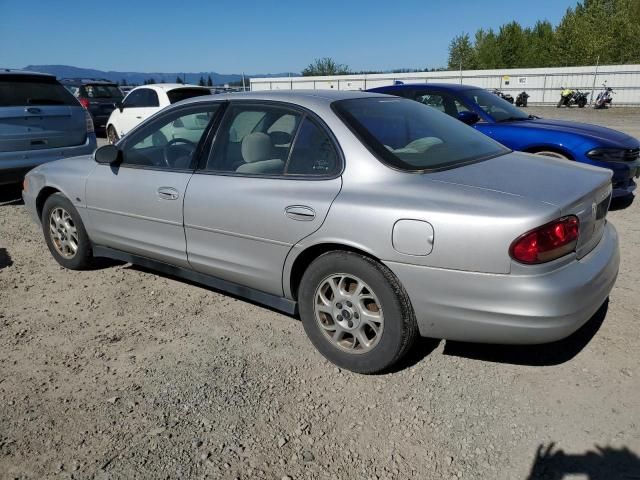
[206,104,302,175]
[141,89,160,107]
[414,92,468,118]
[122,89,145,108]
[120,104,220,170]
[286,117,339,176]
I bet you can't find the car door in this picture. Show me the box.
[85,102,222,267]
[117,88,160,136]
[184,101,343,296]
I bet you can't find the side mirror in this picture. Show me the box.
[116,101,124,112]
[94,144,122,165]
[457,111,480,126]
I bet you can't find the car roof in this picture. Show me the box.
[370,83,481,92]
[132,83,211,92]
[60,78,117,85]
[0,69,55,78]
[175,89,386,109]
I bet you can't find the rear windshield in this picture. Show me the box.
[167,88,211,104]
[0,75,79,107]
[333,97,508,172]
[81,84,123,99]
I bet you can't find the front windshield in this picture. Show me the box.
[463,89,528,122]
[333,97,509,172]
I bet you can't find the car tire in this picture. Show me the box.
[41,193,93,270]
[107,125,119,144]
[298,251,418,374]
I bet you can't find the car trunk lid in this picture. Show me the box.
[0,74,87,152]
[430,151,613,259]
[0,105,87,152]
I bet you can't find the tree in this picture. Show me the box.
[496,22,527,68]
[302,57,350,76]
[527,21,556,67]
[175,76,184,84]
[474,29,500,69]
[207,75,213,86]
[447,0,640,70]
[447,34,477,70]
[120,78,127,86]
[198,76,206,86]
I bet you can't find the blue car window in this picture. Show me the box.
[463,89,528,122]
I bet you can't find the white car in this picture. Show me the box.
[106,84,211,143]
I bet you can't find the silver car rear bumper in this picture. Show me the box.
[385,222,619,344]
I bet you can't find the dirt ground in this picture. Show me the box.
[1,107,639,480]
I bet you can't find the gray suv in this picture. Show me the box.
[0,70,97,185]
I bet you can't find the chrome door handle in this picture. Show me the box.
[285,205,315,221]
[157,187,179,200]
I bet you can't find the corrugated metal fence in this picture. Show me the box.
[250,64,640,106]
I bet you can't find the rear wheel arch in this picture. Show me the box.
[288,242,382,301]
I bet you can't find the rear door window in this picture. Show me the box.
[286,117,339,176]
[0,75,79,107]
[206,104,303,175]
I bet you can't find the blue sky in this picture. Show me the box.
[1,0,576,74]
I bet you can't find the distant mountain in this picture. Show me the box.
[23,65,298,86]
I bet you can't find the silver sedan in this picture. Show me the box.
[22,90,619,373]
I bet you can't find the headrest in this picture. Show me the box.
[241,132,271,163]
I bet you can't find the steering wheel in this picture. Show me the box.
[163,138,197,168]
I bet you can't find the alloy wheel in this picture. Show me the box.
[49,207,78,258]
[313,273,384,354]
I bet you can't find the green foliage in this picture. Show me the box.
[302,57,350,76]
[448,0,640,69]
[175,76,184,84]
[447,33,477,70]
[198,76,206,86]
[207,75,213,87]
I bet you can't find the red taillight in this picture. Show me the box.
[510,216,580,264]
[78,97,90,109]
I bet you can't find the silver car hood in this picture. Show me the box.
[428,151,612,207]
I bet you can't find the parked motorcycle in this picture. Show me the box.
[515,91,529,107]
[557,87,589,108]
[492,89,514,104]
[594,83,614,109]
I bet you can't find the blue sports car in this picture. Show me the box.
[368,83,640,199]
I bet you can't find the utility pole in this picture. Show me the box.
[459,60,463,84]
[242,73,246,92]
[590,55,600,107]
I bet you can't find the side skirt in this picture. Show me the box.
[92,245,298,316]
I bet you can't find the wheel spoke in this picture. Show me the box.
[329,276,342,296]
[332,328,344,343]
[354,329,370,349]
[359,306,382,322]
[316,303,333,315]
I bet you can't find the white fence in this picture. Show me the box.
[250,64,640,105]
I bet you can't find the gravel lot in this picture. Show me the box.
[1,107,639,479]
